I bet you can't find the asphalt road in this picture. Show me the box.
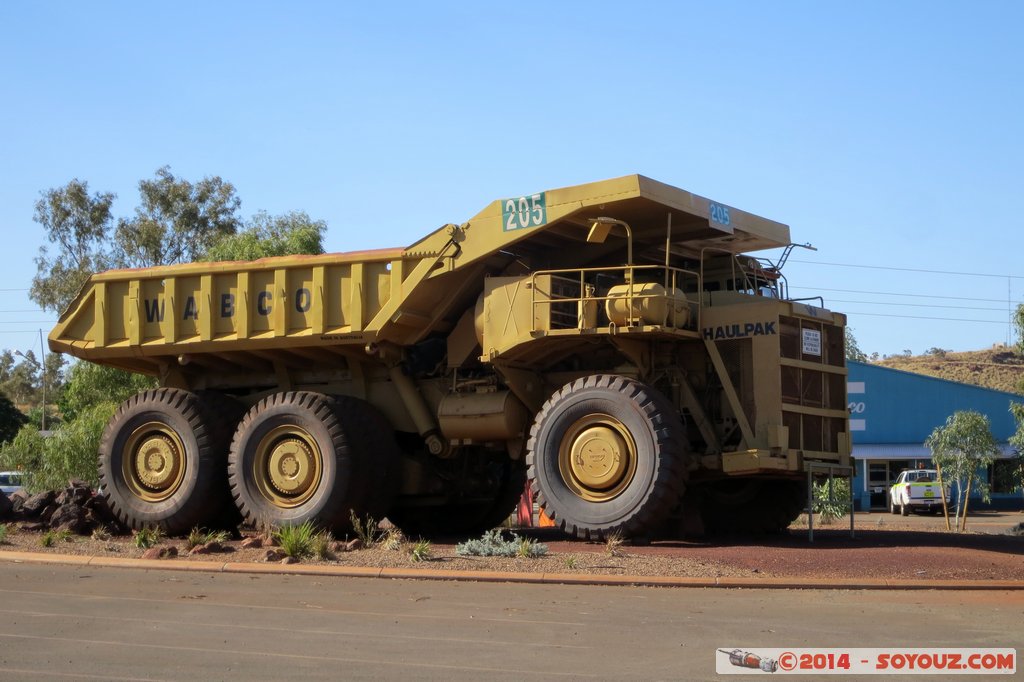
[0,563,1020,681]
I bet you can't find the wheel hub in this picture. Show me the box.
[569,426,628,489]
[253,425,323,508]
[559,414,637,502]
[123,422,187,502]
[266,437,316,496]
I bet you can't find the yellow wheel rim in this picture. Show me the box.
[252,425,323,508]
[558,414,637,502]
[123,422,187,503]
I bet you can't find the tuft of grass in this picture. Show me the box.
[381,527,404,551]
[133,527,165,549]
[0,523,9,544]
[456,529,548,558]
[604,531,625,557]
[563,555,578,569]
[311,530,334,560]
[410,538,432,562]
[273,521,317,559]
[517,536,548,558]
[185,527,230,550]
[349,511,383,547]
[40,528,73,547]
[91,527,111,542]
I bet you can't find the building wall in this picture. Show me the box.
[846,361,1023,511]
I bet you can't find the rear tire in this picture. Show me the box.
[99,388,233,534]
[900,500,908,516]
[527,375,688,540]
[228,391,393,534]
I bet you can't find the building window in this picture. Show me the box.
[990,460,1021,495]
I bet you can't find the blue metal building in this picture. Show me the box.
[847,360,1023,511]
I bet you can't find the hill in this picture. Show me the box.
[873,345,1024,395]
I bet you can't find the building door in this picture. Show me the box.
[868,462,889,510]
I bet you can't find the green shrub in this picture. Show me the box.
[410,538,432,562]
[274,521,317,559]
[517,536,548,558]
[349,511,383,546]
[0,401,116,492]
[0,523,8,544]
[133,527,164,549]
[40,529,72,547]
[812,478,851,522]
[381,527,404,551]
[185,527,230,550]
[456,529,548,558]
[311,530,334,560]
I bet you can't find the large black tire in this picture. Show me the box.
[699,479,765,535]
[526,375,688,540]
[98,388,233,534]
[228,391,396,534]
[701,479,806,535]
[389,459,527,538]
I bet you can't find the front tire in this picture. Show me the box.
[527,375,688,540]
[98,388,233,534]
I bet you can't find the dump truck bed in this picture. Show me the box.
[49,174,790,373]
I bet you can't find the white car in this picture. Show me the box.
[888,469,946,516]
[0,471,25,495]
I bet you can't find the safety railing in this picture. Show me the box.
[529,264,701,333]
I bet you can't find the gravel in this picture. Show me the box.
[3,516,1022,582]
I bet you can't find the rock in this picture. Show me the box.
[21,491,56,517]
[240,536,263,549]
[0,491,11,519]
[142,546,178,560]
[263,549,286,562]
[39,504,58,523]
[49,503,89,535]
[58,484,91,507]
[344,538,363,552]
[9,490,28,515]
[280,556,298,565]
[1006,522,1024,537]
[19,522,47,532]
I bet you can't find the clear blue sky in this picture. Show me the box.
[1,1,1021,360]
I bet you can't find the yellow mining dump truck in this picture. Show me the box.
[50,175,850,538]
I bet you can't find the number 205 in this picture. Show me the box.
[505,194,544,230]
